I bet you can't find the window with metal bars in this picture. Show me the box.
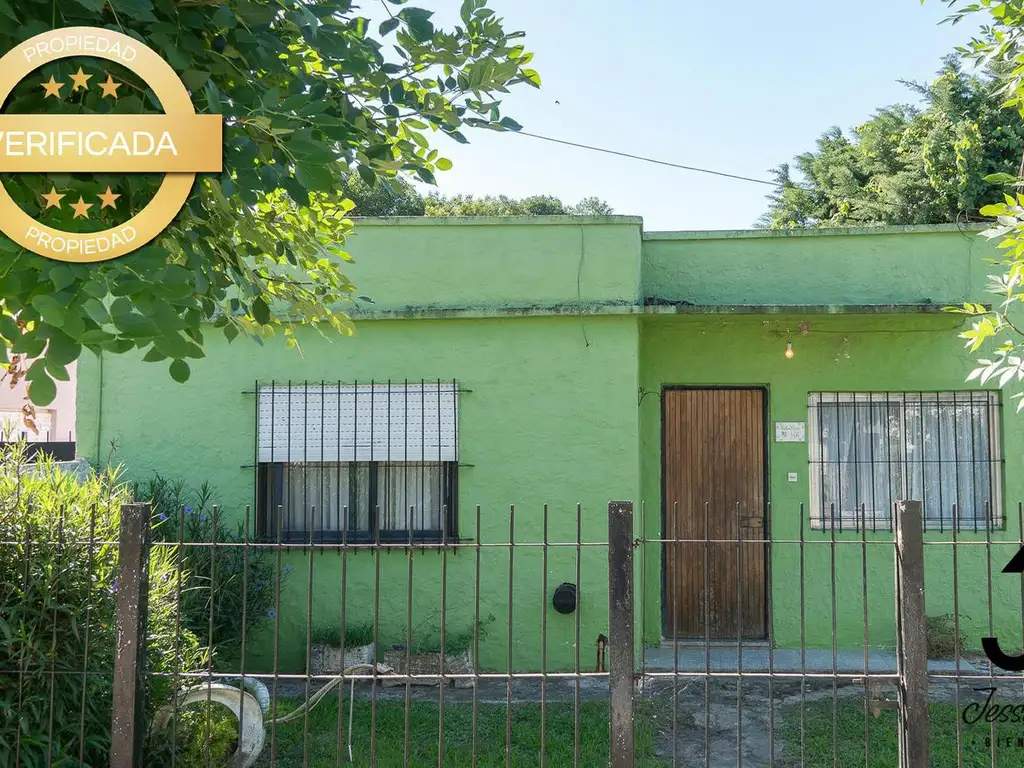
[254,381,460,542]
[257,460,457,542]
[807,392,1002,531]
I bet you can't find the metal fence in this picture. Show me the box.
[6,497,1024,766]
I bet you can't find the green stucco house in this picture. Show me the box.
[76,216,1024,673]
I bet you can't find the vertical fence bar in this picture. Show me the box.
[110,502,152,768]
[607,501,635,768]
[894,499,930,768]
[540,503,549,768]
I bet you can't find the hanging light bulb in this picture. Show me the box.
[784,341,795,359]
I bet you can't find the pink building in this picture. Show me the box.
[0,360,76,443]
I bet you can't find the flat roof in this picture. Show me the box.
[347,216,988,240]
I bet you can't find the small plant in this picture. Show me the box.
[926,613,967,659]
[396,613,497,655]
[133,473,278,668]
[311,622,375,648]
[147,702,239,767]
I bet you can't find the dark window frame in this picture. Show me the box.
[257,460,459,543]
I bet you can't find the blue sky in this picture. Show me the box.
[401,0,984,231]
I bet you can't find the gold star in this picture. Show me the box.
[40,76,63,99]
[41,187,64,210]
[98,74,121,99]
[69,67,92,92]
[70,197,93,219]
[97,186,120,210]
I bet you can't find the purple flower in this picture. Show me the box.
[266,610,276,619]
[156,512,167,523]
[183,506,194,515]
[253,585,263,592]
[110,578,119,594]
[199,513,209,522]
[282,567,291,575]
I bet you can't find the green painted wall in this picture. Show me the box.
[642,225,990,306]
[74,221,1024,666]
[344,216,643,311]
[638,314,1024,653]
[78,315,641,673]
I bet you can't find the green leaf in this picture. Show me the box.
[212,3,237,28]
[379,17,400,35]
[357,164,377,186]
[986,172,1022,185]
[112,312,158,339]
[27,371,56,407]
[436,158,453,171]
[44,328,81,366]
[295,164,336,192]
[252,297,271,326]
[181,70,211,91]
[67,0,106,11]
[169,359,191,383]
[0,0,18,22]
[399,7,434,41]
[30,295,65,327]
[48,265,76,292]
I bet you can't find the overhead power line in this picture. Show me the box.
[515,130,787,188]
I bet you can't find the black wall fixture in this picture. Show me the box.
[552,582,578,614]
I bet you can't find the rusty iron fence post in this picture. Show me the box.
[110,503,152,768]
[894,500,930,768]
[608,500,635,767]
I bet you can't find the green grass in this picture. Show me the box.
[781,698,1024,767]
[254,698,666,767]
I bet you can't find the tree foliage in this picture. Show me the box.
[760,55,1024,229]
[0,0,540,405]
[339,173,614,217]
[929,1,1024,410]
[423,192,613,216]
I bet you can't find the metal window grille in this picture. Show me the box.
[807,391,1002,531]
[257,460,458,542]
[255,380,460,542]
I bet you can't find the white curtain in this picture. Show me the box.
[284,462,370,535]
[816,394,994,526]
[904,396,993,525]
[818,397,903,521]
[377,462,445,533]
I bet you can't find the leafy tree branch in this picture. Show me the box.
[0,0,540,405]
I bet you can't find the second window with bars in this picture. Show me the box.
[807,391,1002,530]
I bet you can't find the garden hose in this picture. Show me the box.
[267,662,392,725]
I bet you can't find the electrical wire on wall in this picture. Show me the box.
[577,216,590,347]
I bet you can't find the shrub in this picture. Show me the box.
[394,613,497,655]
[133,474,277,668]
[147,702,239,767]
[311,622,375,648]
[0,446,207,767]
[926,613,967,659]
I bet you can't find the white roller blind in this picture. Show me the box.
[257,382,459,463]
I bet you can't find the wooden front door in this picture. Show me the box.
[663,388,767,639]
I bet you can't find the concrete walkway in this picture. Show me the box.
[644,646,985,673]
